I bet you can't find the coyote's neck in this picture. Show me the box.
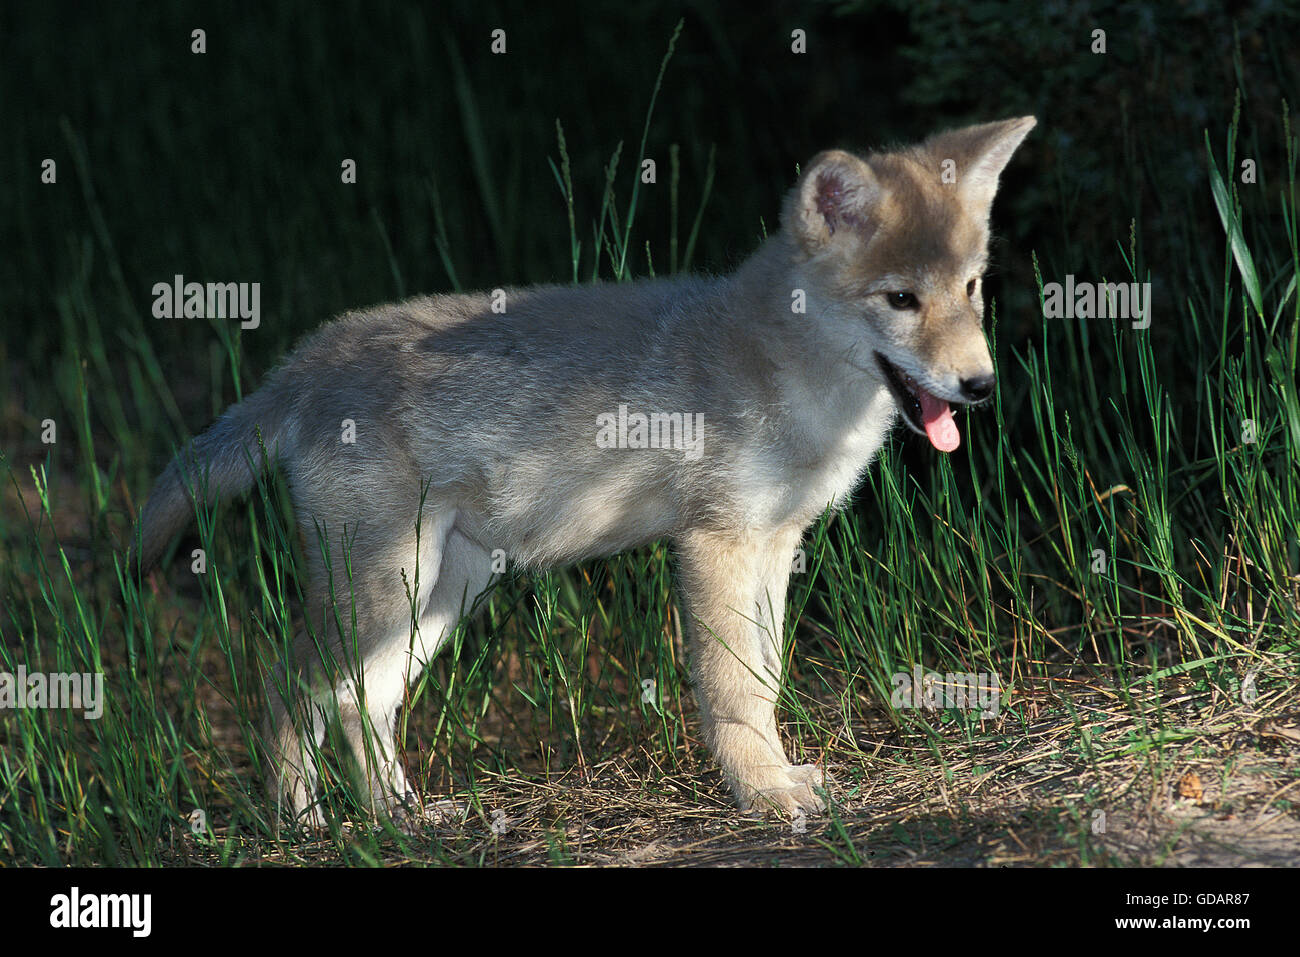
[711,235,899,523]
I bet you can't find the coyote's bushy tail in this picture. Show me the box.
[133,384,291,571]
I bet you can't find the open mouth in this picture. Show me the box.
[874,352,962,453]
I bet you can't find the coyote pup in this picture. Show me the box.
[137,117,1035,823]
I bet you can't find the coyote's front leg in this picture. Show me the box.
[677,526,826,815]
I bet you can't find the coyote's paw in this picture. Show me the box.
[285,804,327,832]
[389,796,470,834]
[737,764,831,817]
[788,762,830,789]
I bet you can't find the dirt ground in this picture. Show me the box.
[171,669,1299,867]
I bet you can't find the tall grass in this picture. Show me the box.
[1,12,1296,865]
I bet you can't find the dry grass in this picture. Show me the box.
[148,650,1299,867]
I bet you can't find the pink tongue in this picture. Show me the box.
[918,390,960,452]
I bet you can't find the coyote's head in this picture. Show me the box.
[782,117,1036,451]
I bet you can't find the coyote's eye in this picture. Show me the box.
[886,291,919,311]
[966,278,979,297]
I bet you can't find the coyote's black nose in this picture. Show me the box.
[960,374,996,402]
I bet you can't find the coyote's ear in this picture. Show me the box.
[925,116,1036,217]
[784,149,882,253]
